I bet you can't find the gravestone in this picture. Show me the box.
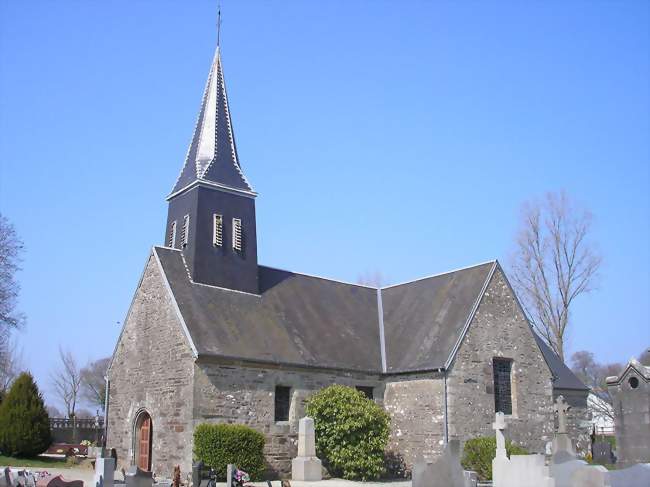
[569,465,610,487]
[124,466,152,487]
[412,440,476,487]
[291,417,322,481]
[94,457,115,487]
[491,413,554,487]
[552,396,575,455]
[226,464,234,487]
[608,463,650,487]
[15,471,36,487]
[591,441,613,464]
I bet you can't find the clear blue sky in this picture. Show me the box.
[1,1,648,409]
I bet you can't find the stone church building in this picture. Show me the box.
[106,43,588,477]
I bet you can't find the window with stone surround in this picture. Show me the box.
[274,385,291,422]
[493,358,513,415]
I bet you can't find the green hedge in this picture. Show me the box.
[193,423,265,480]
[461,436,528,481]
[0,372,52,457]
[306,385,390,481]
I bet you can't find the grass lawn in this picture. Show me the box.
[0,455,70,468]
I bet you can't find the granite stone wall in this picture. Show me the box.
[446,267,555,453]
[383,374,446,470]
[193,361,382,477]
[107,254,196,475]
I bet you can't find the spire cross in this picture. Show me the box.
[217,4,222,48]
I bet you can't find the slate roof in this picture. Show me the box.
[154,246,588,390]
[533,333,590,391]
[382,262,495,372]
[170,48,254,196]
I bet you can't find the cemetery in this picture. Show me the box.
[0,4,648,487]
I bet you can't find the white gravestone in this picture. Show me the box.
[552,395,575,456]
[291,417,322,481]
[491,412,554,487]
[94,457,115,487]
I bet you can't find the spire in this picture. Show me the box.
[170,45,254,197]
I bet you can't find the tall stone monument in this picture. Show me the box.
[291,417,322,481]
[606,358,650,466]
[552,395,575,455]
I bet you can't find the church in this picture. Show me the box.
[106,40,589,477]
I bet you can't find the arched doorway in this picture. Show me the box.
[134,411,152,471]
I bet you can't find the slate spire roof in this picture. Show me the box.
[170,47,254,197]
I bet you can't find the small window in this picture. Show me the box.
[181,215,190,247]
[232,218,242,251]
[629,376,639,389]
[493,358,513,415]
[213,214,223,246]
[168,221,177,248]
[274,385,291,422]
[356,386,374,400]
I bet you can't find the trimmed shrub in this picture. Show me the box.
[461,436,528,481]
[0,372,52,457]
[306,385,390,480]
[193,423,265,480]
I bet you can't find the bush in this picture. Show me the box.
[0,372,52,457]
[461,436,528,481]
[193,423,265,480]
[306,385,390,480]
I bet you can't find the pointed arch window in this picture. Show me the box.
[181,215,190,247]
[168,221,177,248]
[232,218,242,251]
[213,214,223,247]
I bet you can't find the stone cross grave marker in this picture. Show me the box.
[554,396,570,434]
[492,411,507,459]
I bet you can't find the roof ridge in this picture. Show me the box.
[381,260,497,290]
[259,264,378,289]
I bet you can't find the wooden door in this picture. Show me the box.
[138,415,151,471]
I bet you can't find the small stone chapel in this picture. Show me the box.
[106,39,589,477]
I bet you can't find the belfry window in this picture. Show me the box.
[274,385,291,422]
[232,218,242,251]
[213,214,223,247]
[181,215,190,247]
[168,221,177,248]
[493,358,513,415]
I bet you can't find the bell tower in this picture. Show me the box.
[165,44,259,294]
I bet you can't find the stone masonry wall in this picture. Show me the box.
[193,361,382,477]
[383,373,446,471]
[446,267,554,453]
[107,254,196,476]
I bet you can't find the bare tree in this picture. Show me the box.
[0,333,23,392]
[0,214,25,333]
[51,347,82,418]
[639,347,650,366]
[80,357,110,412]
[570,350,622,422]
[510,191,602,361]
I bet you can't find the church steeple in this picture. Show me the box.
[165,40,259,294]
[169,47,255,198]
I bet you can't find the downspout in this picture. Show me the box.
[443,369,449,445]
[103,375,110,447]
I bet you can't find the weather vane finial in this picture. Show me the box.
[217,2,222,48]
